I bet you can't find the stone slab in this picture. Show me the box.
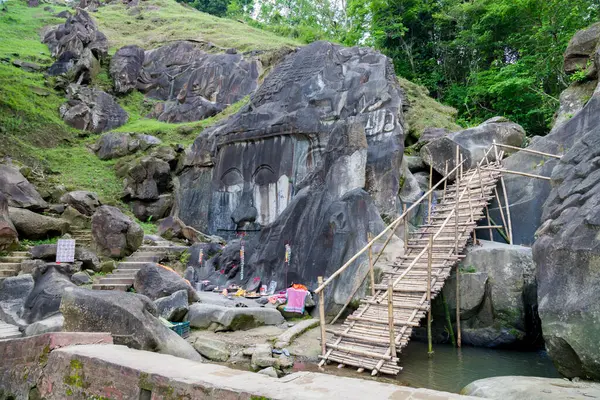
[41,344,474,399]
[462,376,600,399]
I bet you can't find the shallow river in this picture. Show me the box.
[294,342,560,393]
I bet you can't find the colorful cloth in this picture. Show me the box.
[284,287,308,314]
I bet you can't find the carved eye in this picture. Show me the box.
[253,165,277,186]
[221,168,243,192]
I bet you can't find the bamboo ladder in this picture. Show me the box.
[314,144,509,376]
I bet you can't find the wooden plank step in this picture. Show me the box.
[325,343,397,362]
[347,315,420,327]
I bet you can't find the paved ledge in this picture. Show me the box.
[0,332,113,399]
[40,344,476,399]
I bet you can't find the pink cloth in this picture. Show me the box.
[284,288,308,314]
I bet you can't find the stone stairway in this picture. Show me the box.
[0,251,30,283]
[0,321,21,340]
[71,228,92,247]
[92,239,188,292]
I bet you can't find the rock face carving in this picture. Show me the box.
[176,41,404,309]
[108,41,261,123]
[533,126,600,380]
[177,41,405,236]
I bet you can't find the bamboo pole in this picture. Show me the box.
[315,158,466,294]
[441,292,456,347]
[387,282,397,358]
[427,234,433,355]
[456,264,462,348]
[403,205,408,254]
[494,187,508,240]
[500,175,514,244]
[443,161,449,200]
[493,142,562,159]
[318,276,326,357]
[428,163,433,224]
[482,167,551,181]
[368,233,375,297]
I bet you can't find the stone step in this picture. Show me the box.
[111,269,139,276]
[0,322,21,340]
[117,262,152,270]
[91,284,131,291]
[125,256,161,263]
[139,246,188,253]
[98,277,135,285]
[0,263,21,269]
[10,252,30,256]
[0,256,28,263]
[0,269,18,277]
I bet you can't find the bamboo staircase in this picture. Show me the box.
[316,148,507,376]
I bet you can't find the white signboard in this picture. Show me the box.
[56,239,76,263]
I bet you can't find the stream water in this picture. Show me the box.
[294,342,560,394]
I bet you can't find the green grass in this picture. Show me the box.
[0,1,77,162]
[31,145,123,205]
[399,78,462,145]
[113,93,250,145]
[93,0,300,52]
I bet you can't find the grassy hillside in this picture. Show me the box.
[93,0,301,52]
[0,0,459,211]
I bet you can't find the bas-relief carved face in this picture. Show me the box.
[208,134,320,235]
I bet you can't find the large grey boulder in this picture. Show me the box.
[462,376,600,399]
[425,241,538,348]
[553,80,597,130]
[0,164,47,210]
[175,42,403,310]
[564,22,600,74]
[191,337,230,361]
[60,288,202,361]
[0,192,18,251]
[24,313,64,336]
[153,289,188,322]
[91,205,143,258]
[43,9,108,84]
[421,117,525,176]
[59,191,100,216]
[109,45,145,94]
[121,156,172,201]
[134,263,199,302]
[139,41,260,123]
[187,303,284,331]
[93,132,161,160]
[533,126,600,380]
[60,84,128,133]
[71,271,91,285]
[0,274,34,326]
[8,207,69,240]
[131,194,173,221]
[23,265,76,324]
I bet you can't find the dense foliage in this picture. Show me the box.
[182,0,599,136]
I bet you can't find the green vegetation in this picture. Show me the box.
[460,265,477,274]
[93,0,299,52]
[399,78,461,144]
